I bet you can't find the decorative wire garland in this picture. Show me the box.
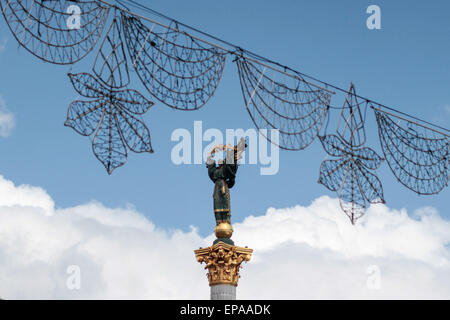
[1,0,448,222]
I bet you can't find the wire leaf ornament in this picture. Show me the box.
[93,17,130,89]
[0,0,110,64]
[65,72,154,174]
[318,85,384,224]
[236,58,332,150]
[318,135,385,224]
[336,82,367,147]
[121,12,226,110]
[374,109,449,195]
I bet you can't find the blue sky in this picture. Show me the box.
[0,0,448,237]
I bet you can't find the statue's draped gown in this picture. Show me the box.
[207,161,238,225]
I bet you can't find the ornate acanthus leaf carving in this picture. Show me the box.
[194,242,253,286]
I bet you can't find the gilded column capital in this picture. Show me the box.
[194,242,253,286]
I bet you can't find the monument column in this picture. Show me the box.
[194,222,253,300]
[195,139,252,300]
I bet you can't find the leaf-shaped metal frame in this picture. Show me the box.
[93,16,130,89]
[0,0,110,64]
[121,12,226,110]
[236,57,333,150]
[65,72,154,174]
[336,83,367,148]
[318,134,385,224]
[374,108,449,195]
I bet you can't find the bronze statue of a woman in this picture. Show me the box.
[195,138,253,292]
[206,138,246,229]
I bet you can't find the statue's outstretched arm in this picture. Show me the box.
[206,155,215,166]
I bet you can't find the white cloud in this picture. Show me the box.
[0,176,54,215]
[0,94,15,137]
[0,175,448,299]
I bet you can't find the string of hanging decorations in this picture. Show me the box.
[0,0,448,224]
